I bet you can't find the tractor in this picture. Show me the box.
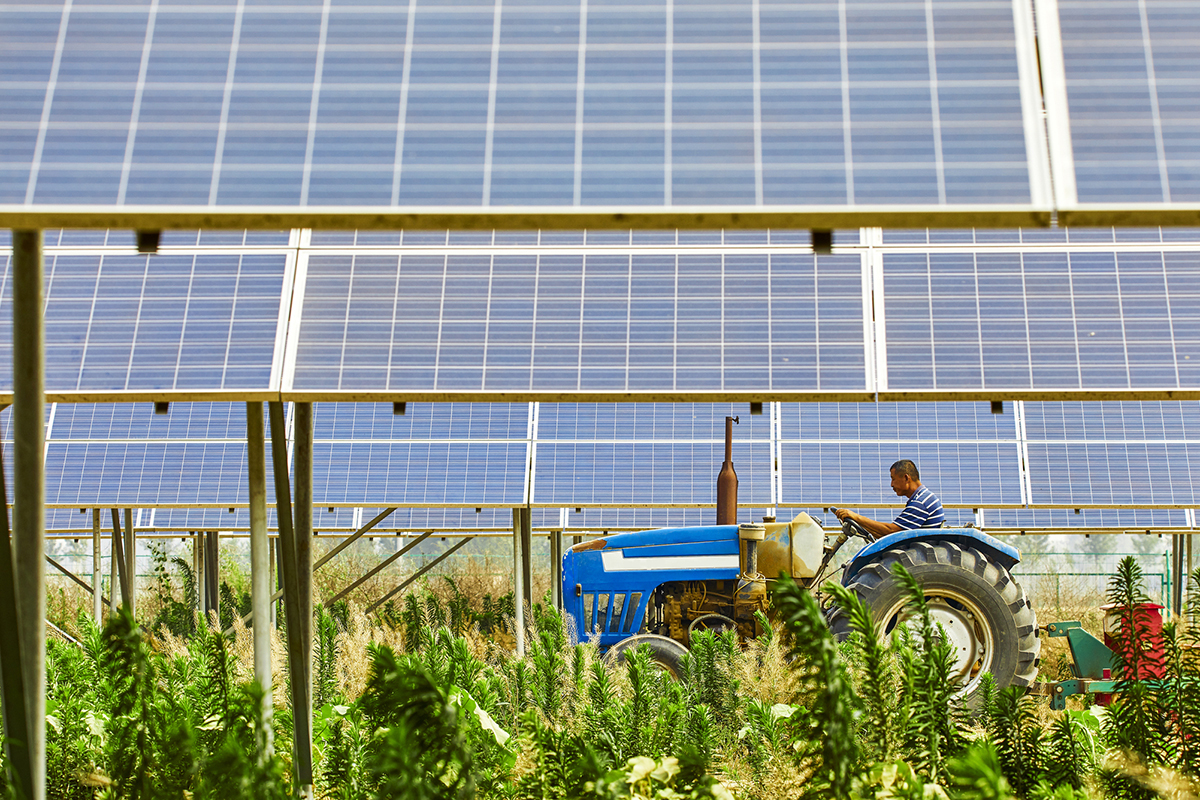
[559,419,1040,705]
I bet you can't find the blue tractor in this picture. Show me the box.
[560,513,1040,705]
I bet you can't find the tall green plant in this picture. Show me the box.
[891,564,965,783]
[359,644,475,800]
[772,573,858,798]
[1100,556,1168,799]
[101,607,197,799]
[824,581,898,763]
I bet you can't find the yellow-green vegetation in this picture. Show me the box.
[20,555,1200,800]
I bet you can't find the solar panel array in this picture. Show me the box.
[0,0,1046,213]
[23,396,1200,535]
[9,230,1200,401]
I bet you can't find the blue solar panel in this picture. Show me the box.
[778,440,1022,505]
[782,401,1017,440]
[289,252,868,394]
[985,508,1188,529]
[537,402,771,440]
[1,0,1041,209]
[314,441,526,505]
[315,401,529,440]
[44,441,280,507]
[1057,0,1200,203]
[533,441,771,505]
[882,250,1200,391]
[1022,401,1200,506]
[0,252,286,394]
[50,402,248,441]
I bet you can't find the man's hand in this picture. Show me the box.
[832,507,901,538]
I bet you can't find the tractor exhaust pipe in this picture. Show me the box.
[716,416,739,525]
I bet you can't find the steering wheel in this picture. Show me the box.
[839,513,876,543]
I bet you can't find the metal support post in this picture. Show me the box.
[1172,534,1184,617]
[92,509,102,624]
[246,402,273,748]
[268,401,313,794]
[234,507,401,629]
[270,537,278,629]
[512,509,525,657]
[111,509,129,607]
[204,531,220,617]
[551,529,563,610]
[520,507,533,611]
[0,438,34,800]
[294,402,314,720]
[12,228,45,800]
[192,532,203,614]
[124,508,136,615]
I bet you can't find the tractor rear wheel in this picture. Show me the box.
[826,541,1039,707]
[604,634,689,679]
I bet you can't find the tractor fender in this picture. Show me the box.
[841,527,1020,585]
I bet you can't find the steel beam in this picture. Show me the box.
[45,556,110,606]
[1173,534,1185,617]
[246,402,273,749]
[124,508,135,614]
[110,510,129,607]
[519,507,533,611]
[12,228,45,800]
[551,530,563,610]
[0,203,1056,232]
[234,507,401,629]
[92,509,102,623]
[0,440,33,799]
[324,530,435,607]
[268,400,312,794]
[204,531,220,617]
[366,537,473,613]
[512,509,525,657]
[192,531,203,614]
[313,507,397,569]
[293,402,314,720]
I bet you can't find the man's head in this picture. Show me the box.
[889,459,921,497]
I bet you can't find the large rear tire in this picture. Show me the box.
[604,634,689,679]
[826,541,1039,707]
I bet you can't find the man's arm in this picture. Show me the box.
[833,509,902,537]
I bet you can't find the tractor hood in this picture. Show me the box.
[586,524,742,570]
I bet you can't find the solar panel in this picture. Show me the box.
[1055,0,1200,204]
[533,440,772,505]
[0,0,1048,224]
[1022,400,1200,505]
[313,441,527,505]
[286,251,869,397]
[0,252,288,395]
[537,402,771,440]
[44,441,278,507]
[881,250,1200,392]
[315,401,529,440]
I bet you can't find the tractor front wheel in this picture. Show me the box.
[826,541,1040,707]
[603,634,689,679]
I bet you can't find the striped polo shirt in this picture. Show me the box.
[894,485,945,530]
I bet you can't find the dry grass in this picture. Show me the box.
[734,625,799,707]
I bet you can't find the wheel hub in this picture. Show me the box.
[881,589,995,696]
